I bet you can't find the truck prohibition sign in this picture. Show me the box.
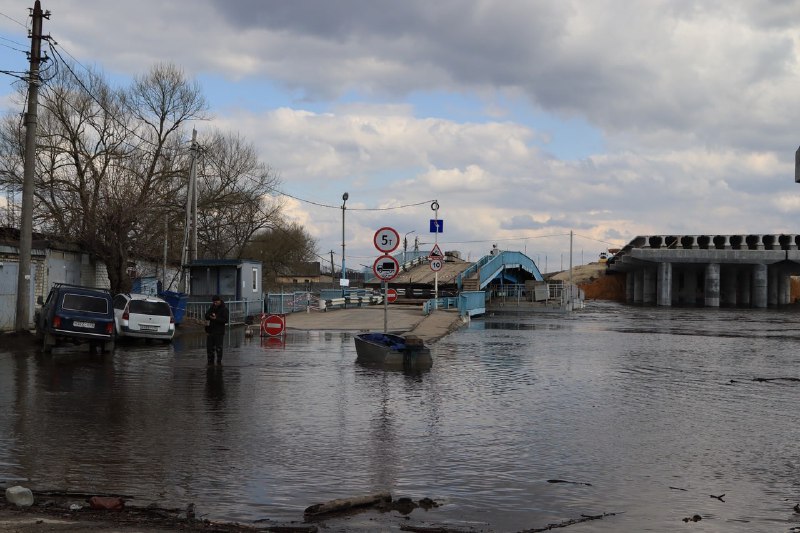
[372,254,399,281]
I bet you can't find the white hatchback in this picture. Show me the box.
[113,293,175,342]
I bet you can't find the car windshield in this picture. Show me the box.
[129,300,172,316]
[62,294,109,314]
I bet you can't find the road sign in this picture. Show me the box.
[261,313,285,337]
[429,219,443,233]
[373,254,400,281]
[430,259,443,272]
[373,227,400,253]
[385,288,398,303]
[428,243,444,261]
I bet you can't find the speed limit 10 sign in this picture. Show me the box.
[373,227,400,253]
[430,259,443,272]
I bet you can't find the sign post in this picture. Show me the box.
[430,201,441,310]
[373,227,400,333]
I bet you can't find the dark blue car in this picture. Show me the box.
[35,283,115,354]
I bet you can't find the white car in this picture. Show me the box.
[113,293,175,343]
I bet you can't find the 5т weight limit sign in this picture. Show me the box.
[373,227,400,253]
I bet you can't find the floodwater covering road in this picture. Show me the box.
[2,301,800,532]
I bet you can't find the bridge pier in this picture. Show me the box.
[704,263,720,307]
[752,264,767,308]
[633,270,643,304]
[657,262,672,306]
[643,267,656,305]
[768,267,779,306]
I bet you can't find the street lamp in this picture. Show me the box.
[341,192,348,298]
[403,230,416,267]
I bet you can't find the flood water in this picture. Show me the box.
[2,301,800,532]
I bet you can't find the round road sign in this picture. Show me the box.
[430,259,443,272]
[261,313,286,337]
[386,288,398,303]
[373,227,400,253]
[373,254,400,281]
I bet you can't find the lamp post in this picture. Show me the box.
[341,192,348,298]
[403,230,416,267]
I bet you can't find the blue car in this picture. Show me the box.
[35,283,116,354]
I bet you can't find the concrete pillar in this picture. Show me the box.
[626,272,634,303]
[768,266,778,306]
[779,272,790,305]
[721,268,737,307]
[657,262,672,306]
[704,263,720,307]
[752,264,767,308]
[633,269,644,304]
[643,267,656,305]
[739,269,751,307]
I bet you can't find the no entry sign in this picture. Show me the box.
[261,313,286,337]
[386,288,398,303]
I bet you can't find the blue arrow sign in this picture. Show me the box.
[429,219,443,233]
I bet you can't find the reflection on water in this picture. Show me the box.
[1,302,800,531]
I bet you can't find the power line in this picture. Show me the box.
[0,11,28,29]
[0,40,27,54]
[276,189,435,211]
[47,39,164,151]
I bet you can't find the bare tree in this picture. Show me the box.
[0,61,306,294]
[195,131,283,259]
[244,223,318,287]
[0,62,205,294]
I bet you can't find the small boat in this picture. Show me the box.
[354,332,432,369]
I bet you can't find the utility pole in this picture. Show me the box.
[329,250,335,288]
[15,1,47,332]
[178,129,198,293]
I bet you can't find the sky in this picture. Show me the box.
[1,0,799,274]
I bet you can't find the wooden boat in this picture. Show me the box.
[354,332,432,369]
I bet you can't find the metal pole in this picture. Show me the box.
[569,230,574,311]
[341,192,348,299]
[15,1,45,332]
[383,280,388,333]
[432,201,439,311]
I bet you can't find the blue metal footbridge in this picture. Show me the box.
[456,251,544,290]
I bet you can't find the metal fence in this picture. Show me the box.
[185,298,265,325]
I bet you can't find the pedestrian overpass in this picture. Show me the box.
[456,251,544,291]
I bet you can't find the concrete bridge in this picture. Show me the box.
[608,234,800,307]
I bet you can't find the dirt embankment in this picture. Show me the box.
[547,263,626,301]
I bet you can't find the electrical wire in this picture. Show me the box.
[0,11,27,29]
[276,188,435,211]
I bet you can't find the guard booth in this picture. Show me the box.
[187,259,263,323]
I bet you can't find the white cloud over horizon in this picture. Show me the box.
[0,0,799,271]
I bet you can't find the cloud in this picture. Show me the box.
[0,0,799,265]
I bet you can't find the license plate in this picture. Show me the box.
[73,321,95,329]
[139,325,158,331]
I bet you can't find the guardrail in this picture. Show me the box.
[423,291,486,316]
[320,295,383,310]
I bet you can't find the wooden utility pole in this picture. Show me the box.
[15,1,47,331]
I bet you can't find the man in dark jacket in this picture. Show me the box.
[205,295,229,365]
